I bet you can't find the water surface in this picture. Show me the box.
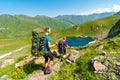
[66,36,94,47]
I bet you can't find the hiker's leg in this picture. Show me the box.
[58,53,64,61]
[47,51,54,67]
[63,48,66,55]
[44,54,49,68]
[63,48,66,58]
[48,60,53,67]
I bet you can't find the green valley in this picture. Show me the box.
[51,15,120,41]
[0,14,73,37]
[0,12,120,80]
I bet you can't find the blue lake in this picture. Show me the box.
[66,36,94,47]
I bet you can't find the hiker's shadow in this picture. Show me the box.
[23,57,44,75]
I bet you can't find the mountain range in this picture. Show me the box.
[0,14,73,37]
[0,12,116,37]
[51,11,120,41]
[1,11,120,80]
[56,12,115,24]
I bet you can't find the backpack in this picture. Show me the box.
[31,28,45,57]
[58,40,65,54]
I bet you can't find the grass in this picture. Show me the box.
[0,45,31,77]
[0,15,120,80]
[51,15,120,42]
[49,34,120,80]
[0,38,31,55]
[0,14,72,37]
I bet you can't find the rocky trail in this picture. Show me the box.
[24,50,80,80]
[0,46,81,80]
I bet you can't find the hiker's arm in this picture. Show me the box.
[48,42,56,48]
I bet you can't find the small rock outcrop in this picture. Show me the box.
[15,56,35,68]
[93,61,106,72]
[28,61,62,80]
[92,51,120,79]
[96,45,104,50]
[28,50,80,80]
[66,50,80,62]
[108,19,120,37]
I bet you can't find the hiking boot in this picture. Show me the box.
[44,66,52,74]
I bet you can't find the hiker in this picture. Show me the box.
[58,37,68,58]
[43,27,56,71]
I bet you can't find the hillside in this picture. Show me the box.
[56,12,115,24]
[51,15,120,41]
[1,14,120,80]
[114,11,120,15]
[49,33,120,80]
[49,15,120,80]
[0,14,73,37]
[108,19,120,37]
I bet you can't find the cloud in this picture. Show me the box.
[80,4,120,15]
[113,4,120,12]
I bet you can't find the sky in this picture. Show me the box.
[0,0,120,17]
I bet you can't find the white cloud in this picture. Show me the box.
[80,4,120,15]
[113,4,120,12]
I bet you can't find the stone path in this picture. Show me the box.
[28,50,80,80]
[28,61,62,80]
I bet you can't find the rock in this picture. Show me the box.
[66,59,72,63]
[108,19,120,37]
[15,56,35,68]
[67,50,80,62]
[103,61,112,68]
[34,57,44,64]
[96,45,104,50]
[93,61,106,71]
[0,58,14,68]
[101,51,107,56]
[28,71,47,80]
[52,62,62,72]
[116,62,120,70]
[92,55,106,63]
[28,61,62,80]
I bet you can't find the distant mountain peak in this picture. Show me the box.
[56,12,115,24]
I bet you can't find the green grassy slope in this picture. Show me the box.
[0,14,73,37]
[0,38,31,55]
[51,15,120,41]
[49,14,120,80]
[0,46,31,77]
[49,27,120,80]
[34,16,73,30]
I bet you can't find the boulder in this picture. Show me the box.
[96,45,104,50]
[92,55,106,63]
[15,56,35,68]
[67,50,80,62]
[52,62,62,72]
[93,60,106,71]
[101,51,107,56]
[113,60,120,75]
